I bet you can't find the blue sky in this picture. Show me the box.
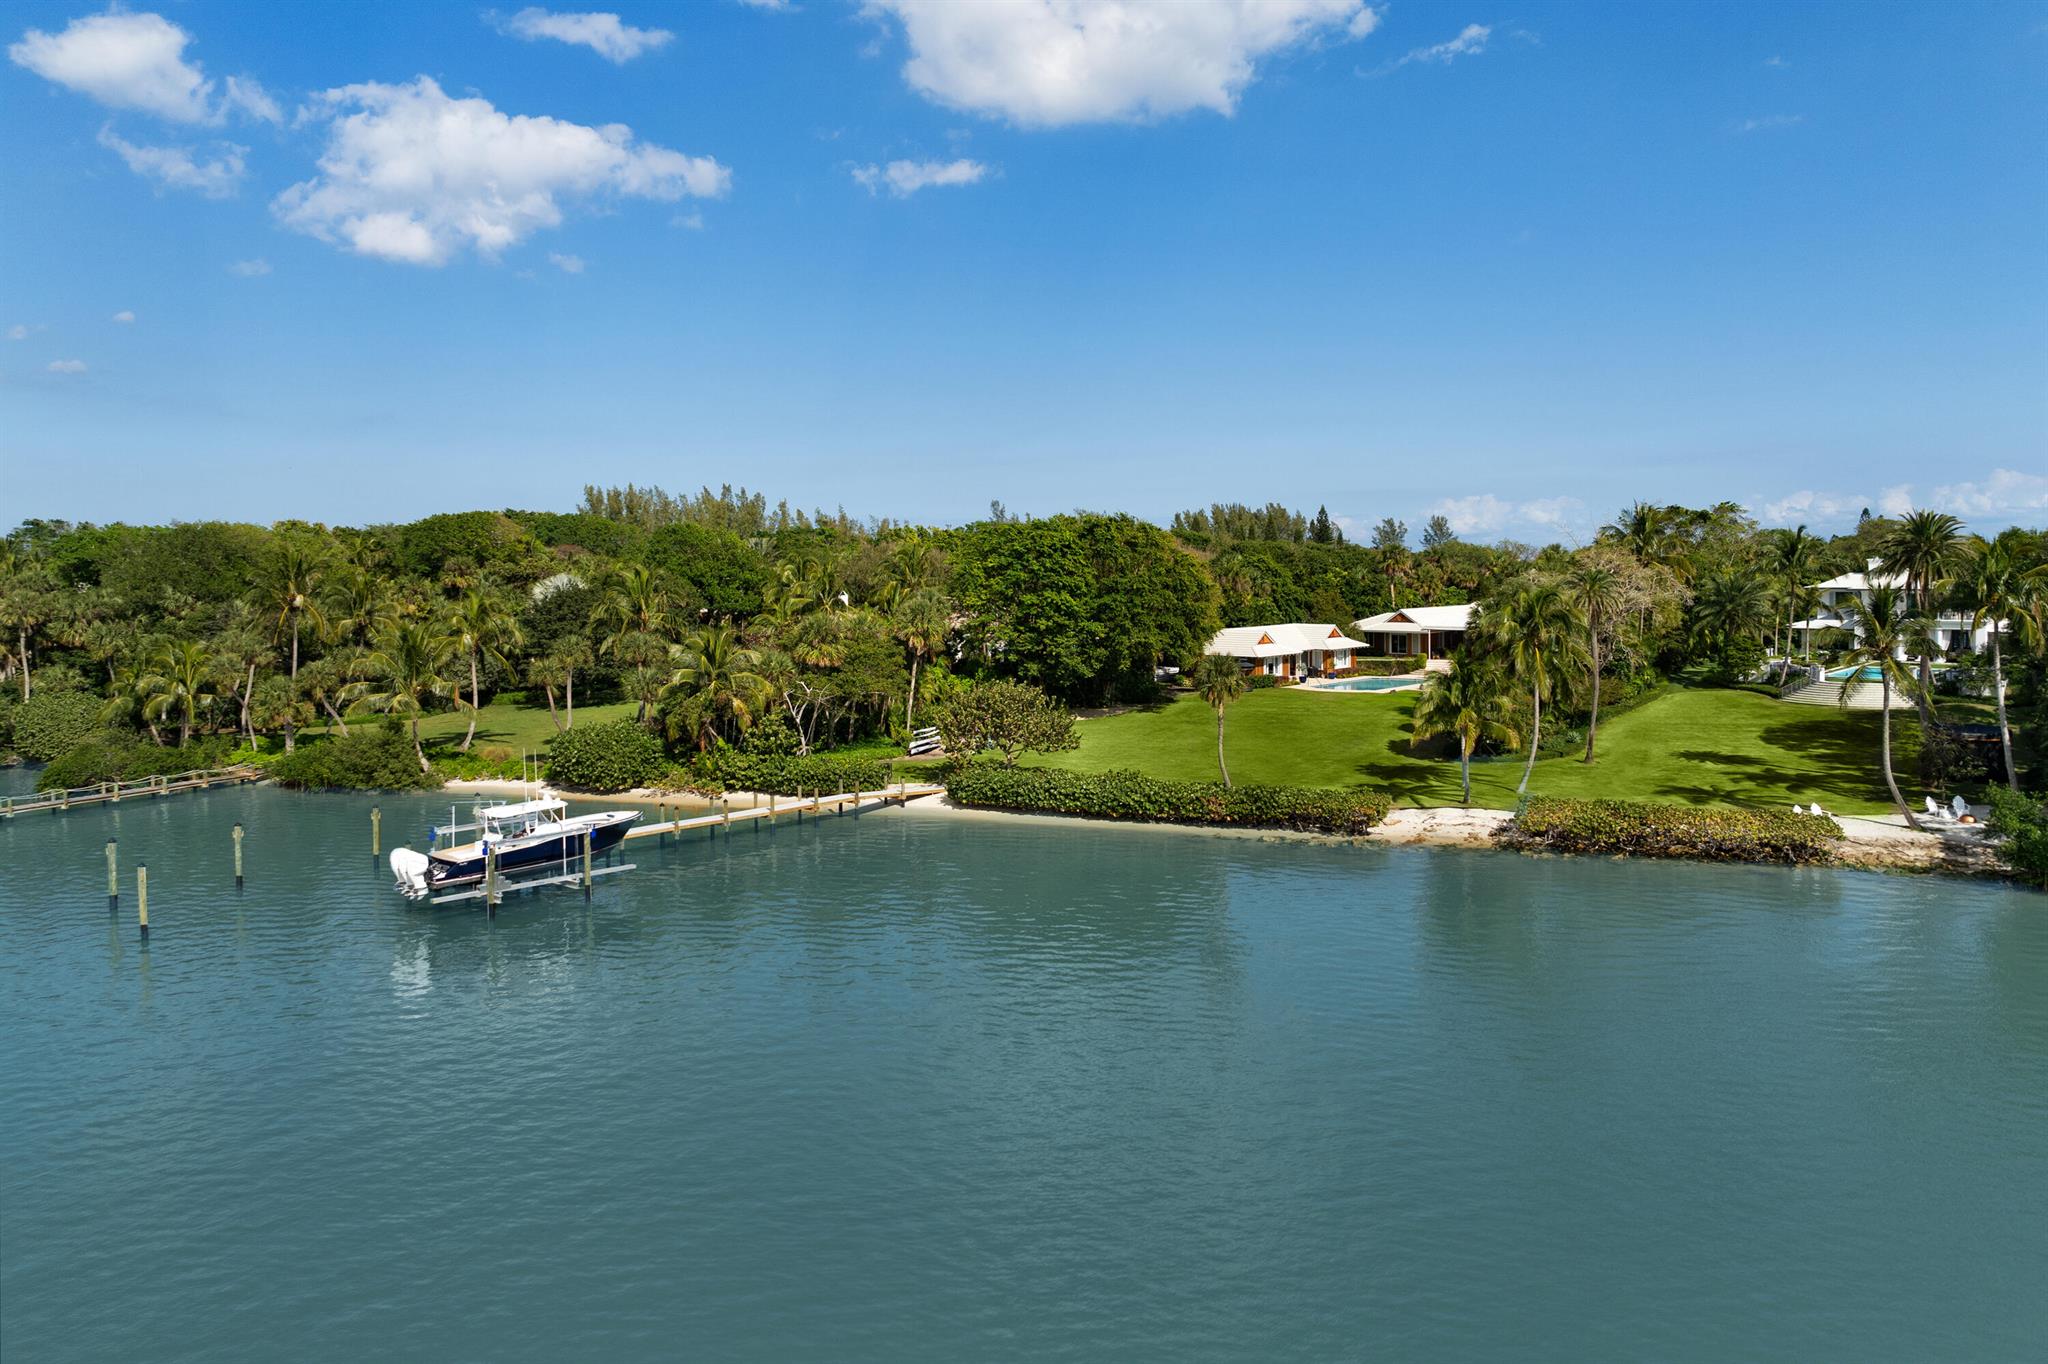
[4,1,2045,539]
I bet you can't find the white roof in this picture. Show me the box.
[483,798,566,820]
[1788,617,1848,630]
[1353,604,1474,633]
[1207,623,1367,658]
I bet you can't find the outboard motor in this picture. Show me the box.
[390,848,433,901]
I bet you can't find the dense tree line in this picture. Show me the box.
[3,489,2043,821]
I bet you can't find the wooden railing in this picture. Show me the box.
[0,765,264,818]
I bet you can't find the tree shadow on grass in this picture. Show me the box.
[1645,716,1895,807]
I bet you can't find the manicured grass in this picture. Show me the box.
[1027,685,1930,815]
[312,697,639,758]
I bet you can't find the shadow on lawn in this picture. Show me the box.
[1650,716,1896,807]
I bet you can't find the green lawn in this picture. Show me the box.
[1028,686,1931,815]
[312,697,639,758]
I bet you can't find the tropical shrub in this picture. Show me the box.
[1505,797,1842,865]
[709,750,891,796]
[933,679,1079,766]
[1243,674,1282,690]
[36,734,233,791]
[944,764,1389,835]
[545,718,663,792]
[268,730,441,790]
[11,690,101,762]
[1328,658,1421,677]
[1986,787,2047,887]
[0,693,15,755]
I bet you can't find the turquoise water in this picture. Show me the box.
[1318,676,1421,691]
[4,788,2045,1361]
[1827,666,1887,682]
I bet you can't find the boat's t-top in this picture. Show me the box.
[477,797,569,840]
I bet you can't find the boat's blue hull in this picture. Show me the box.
[427,814,637,888]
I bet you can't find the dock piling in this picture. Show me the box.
[371,807,381,864]
[582,827,593,900]
[485,841,499,916]
[137,864,149,938]
[106,838,118,911]
[233,823,245,889]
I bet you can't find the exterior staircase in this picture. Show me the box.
[1780,677,1908,710]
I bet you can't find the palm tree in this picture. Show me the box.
[1835,589,1926,829]
[0,559,60,701]
[445,590,524,752]
[661,624,770,751]
[600,564,671,649]
[1877,510,1965,730]
[325,563,397,647]
[1189,654,1247,788]
[259,541,329,753]
[894,588,950,735]
[1479,580,1587,796]
[1412,660,1520,804]
[209,607,272,743]
[142,641,216,747]
[359,623,456,774]
[1687,568,1773,674]
[530,653,569,733]
[301,648,372,737]
[1563,560,1623,763]
[1767,525,1822,685]
[1952,531,2044,792]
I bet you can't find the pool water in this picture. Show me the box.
[1826,666,1886,682]
[1317,675,1422,691]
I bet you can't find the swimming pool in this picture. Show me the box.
[1826,666,1885,682]
[1315,676,1423,692]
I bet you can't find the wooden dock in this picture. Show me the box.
[1,765,265,819]
[621,783,945,843]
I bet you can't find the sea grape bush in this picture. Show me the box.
[1506,797,1842,864]
[545,719,664,793]
[708,751,891,796]
[10,690,102,763]
[268,730,441,790]
[1986,787,2047,887]
[945,764,1390,834]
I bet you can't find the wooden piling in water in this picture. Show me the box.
[137,864,149,938]
[371,807,381,863]
[582,826,593,901]
[233,823,245,889]
[106,838,118,911]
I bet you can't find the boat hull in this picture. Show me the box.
[426,811,638,889]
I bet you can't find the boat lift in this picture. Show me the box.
[410,799,634,909]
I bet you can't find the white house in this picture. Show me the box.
[1206,623,1368,679]
[1351,604,1475,661]
[1789,559,1998,659]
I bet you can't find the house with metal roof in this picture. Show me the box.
[1351,604,1475,661]
[1205,623,1369,679]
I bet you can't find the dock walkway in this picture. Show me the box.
[621,784,945,842]
[1,765,265,818]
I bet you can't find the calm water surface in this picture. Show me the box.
[3,787,2044,1361]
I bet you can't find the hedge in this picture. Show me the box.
[546,719,664,793]
[1329,659,1423,678]
[709,750,891,796]
[1504,797,1843,865]
[269,730,441,790]
[37,733,234,791]
[944,764,1390,835]
[11,690,101,763]
[1986,787,2047,888]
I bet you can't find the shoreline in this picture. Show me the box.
[438,778,2014,881]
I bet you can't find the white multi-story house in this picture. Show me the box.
[1788,559,1997,659]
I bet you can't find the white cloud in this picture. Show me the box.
[851,157,988,196]
[492,8,674,63]
[1927,469,2048,520]
[1371,21,1491,74]
[6,324,33,341]
[672,210,705,229]
[227,257,272,276]
[97,125,246,197]
[112,309,135,323]
[865,0,1381,126]
[1737,113,1804,133]
[47,359,88,374]
[1877,484,1913,518]
[1757,489,1872,527]
[1764,54,1788,68]
[738,0,792,10]
[273,76,730,266]
[548,251,586,273]
[1428,493,1582,537]
[8,9,279,125]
